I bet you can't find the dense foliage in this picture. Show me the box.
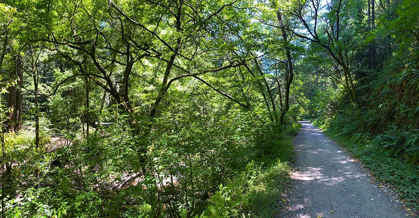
[299,0,419,210]
[1,0,302,217]
[1,0,418,216]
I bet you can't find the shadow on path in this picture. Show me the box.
[278,121,407,218]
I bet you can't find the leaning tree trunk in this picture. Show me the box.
[254,58,279,123]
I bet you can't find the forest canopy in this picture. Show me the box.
[0,0,418,216]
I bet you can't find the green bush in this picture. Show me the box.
[201,124,298,217]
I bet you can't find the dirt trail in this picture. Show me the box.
[278,121,408,218]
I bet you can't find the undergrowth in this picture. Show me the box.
[201,122,300,217]
[2,115,300,217]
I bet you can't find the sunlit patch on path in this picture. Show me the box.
[277,121,408,218]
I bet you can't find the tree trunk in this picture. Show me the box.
[0,23,9,70]
[1,94,5,218]
[85,76,90,139]
[275,60,283,111]
[254,58,278,123]
[100,90,107,112]
[31,50,40,149]
[150,3,183,119]
[7,55,24,133]
[385,0,391,57]
[343,66,359,105]
[368,0,371,30]
[243,63,274,123]
[150,52,177,118]
[371,0,375,29]
[276,10,295,125]
[371,0,376,68]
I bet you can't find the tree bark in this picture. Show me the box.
[254,58,278,123]
[30,48,40,149]
[1,94,5,218]
[275,60,283,111]
[276,10,295,125]
[149,0,183,118]
[369,0,376,68]
[85,76,90,139]
[0,22,10,70]
[150,52,178,118]
[368,0,371,30]
[243,63,274,123]
[371,0,375,29]
[7,55,24,133]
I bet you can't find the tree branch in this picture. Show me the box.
[193,76,249,109]
[52,73,106,95]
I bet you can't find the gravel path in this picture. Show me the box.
[278,121,408,218]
